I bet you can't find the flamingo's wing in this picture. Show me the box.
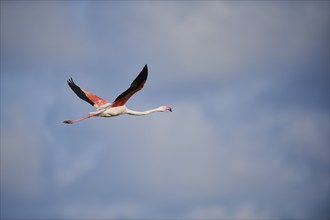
[67,78,110,108]
[111,65,148,107]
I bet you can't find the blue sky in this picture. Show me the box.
[1,1,329,219]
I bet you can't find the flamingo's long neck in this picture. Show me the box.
[125,107,162,116]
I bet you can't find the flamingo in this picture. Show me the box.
[63,65,172,124]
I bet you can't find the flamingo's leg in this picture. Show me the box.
[63,114,95,124]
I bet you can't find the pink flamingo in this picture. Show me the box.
[63,65,172,124]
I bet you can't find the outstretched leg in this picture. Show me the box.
[63,114,95,124]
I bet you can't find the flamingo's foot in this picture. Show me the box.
[63,120,74,124]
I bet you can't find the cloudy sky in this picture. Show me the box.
[1,1,329,219]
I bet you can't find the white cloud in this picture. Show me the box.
[1,1,328,219]
[1,1,96,67]
[123,1,329,81]
[186,204,267,219]
[121,102,221,200]
[0,106,44,197]
[3,1,327,81]
[82,87,328,218]
[281,111,329,162]
[51,142,103,186]
[60,201,143,219]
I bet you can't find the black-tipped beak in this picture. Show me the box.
[169,108,172,112]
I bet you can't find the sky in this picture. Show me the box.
[0,1,329,219]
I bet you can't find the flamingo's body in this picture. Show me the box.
[63,65,171,124]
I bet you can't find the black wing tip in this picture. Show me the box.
[66,77,80,92]
[67,77,74,85]
[140,64,148,80]
[65,77,95,106]
[67,78,78,89]
[143,64,148,72]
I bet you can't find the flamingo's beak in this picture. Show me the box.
[169,107,172,112]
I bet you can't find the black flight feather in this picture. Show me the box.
[67,78,94,106]
[113,64,148,103]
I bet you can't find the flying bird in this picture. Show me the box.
[63,65,172,124]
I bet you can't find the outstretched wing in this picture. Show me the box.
[67,78,110,108]
[111,65,148,107]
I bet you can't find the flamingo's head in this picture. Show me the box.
[160,106,172,112]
